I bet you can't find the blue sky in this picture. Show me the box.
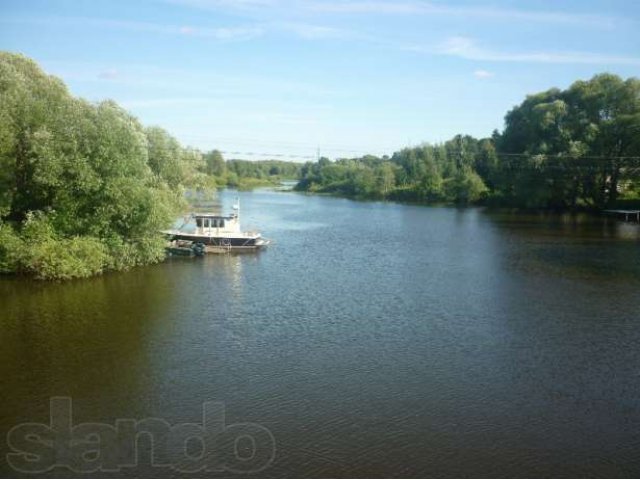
[1,0,639,160]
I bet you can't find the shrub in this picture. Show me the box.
[0,222,24,274]
[20,234,107,281]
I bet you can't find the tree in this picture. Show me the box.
[0,52,185,279]
[205,149,226,177]
[375,162,397,196]
[146,126,184,189]
[499,73,640,208]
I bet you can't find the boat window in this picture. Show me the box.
[196,218,202,228]
[219,219,225,228]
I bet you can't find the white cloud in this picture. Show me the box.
[305,1,617,28]
[164,0,619,28]
[167,0,277,9]
[97,68,119,80]
[120,97,219,108]
[100,19,264,41]
[473,69,493,79]
[425,36,640,66]
[308,1,423,14]
[204,26,264,40]
[44,62,341,101]
[275,22,355,40]
[0,16,264,42]
[2,14,351,43]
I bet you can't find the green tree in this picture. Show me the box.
[0,52,185,279]
[499,73,640,208]
[375,162,397,196]
[205,149,226,177]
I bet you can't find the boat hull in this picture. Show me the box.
[165,232,270,250]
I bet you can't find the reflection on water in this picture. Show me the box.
[0,266,179,430]
[486,211,640,280]
[1,189,640,477]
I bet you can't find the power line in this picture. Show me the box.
[175,133,397,154]
[488,153,640,161]
[218,150,640,162]
[176,132,640,162]
[176,131,640,163]
[220,150,316,160]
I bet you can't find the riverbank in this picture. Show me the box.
[293,183,640,219]
[229,176,298,190]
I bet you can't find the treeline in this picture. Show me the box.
[203,152,301,188]
[297,73,640,209]
[297,140,490,204]
[0,52,297,279]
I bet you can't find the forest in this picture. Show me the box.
[297,74,640,209]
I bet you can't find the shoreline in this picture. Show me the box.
[292,186,640,218]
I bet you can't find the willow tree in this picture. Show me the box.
[0,52,186,279]
[498,74,640,208]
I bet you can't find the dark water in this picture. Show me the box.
[2,189,640,478]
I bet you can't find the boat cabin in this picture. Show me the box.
[194,213,241,235]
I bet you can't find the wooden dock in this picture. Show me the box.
[603,209,640,222]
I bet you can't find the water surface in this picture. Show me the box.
[2,189,640,477]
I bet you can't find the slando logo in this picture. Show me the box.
[6,397,276,474]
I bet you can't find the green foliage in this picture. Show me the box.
[146,126,185,189]
[297,73,640,209]
[204,149,226,178]
[101,235,166,271]
[498,73,640,208]
[200,152,302,189]
[446,167,489,205]
[22,234,107,281]
[0,52,204,279]
[296,140,489,204]
[0,222,23,273]
[2,212,107,280]
[225,159,302,183]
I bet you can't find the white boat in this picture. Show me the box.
[162,200,270,252]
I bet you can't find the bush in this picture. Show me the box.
[0,213,108,280]
[0,211,170,280]
[16,214,106,279]
[0,222,24,273]
[21,235,107,280]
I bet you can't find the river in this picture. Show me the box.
[1,188,640,477]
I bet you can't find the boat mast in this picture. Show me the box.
[232,197,240,220]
